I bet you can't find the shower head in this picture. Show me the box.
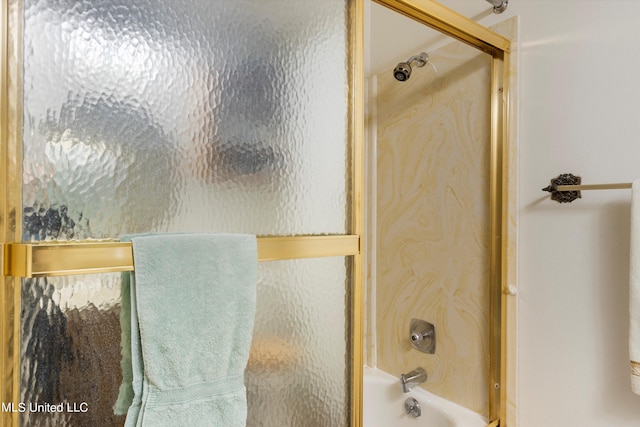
[393,62,412,82]
[393,52,429,82]
[486,0,508,14]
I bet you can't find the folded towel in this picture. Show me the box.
[631,182,640,394]
[114,233,257,426]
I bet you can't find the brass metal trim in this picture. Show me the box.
[349,0,366,425]
[2,235,361,278]
[489,50,509,423]
[4,241,134,277]
[1,0,22,424]
[258,235,360,261]
[557,183,632,191]
[372,0,510,55]
[499,49,512,427]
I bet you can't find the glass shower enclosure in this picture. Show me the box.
[0,0,362,426]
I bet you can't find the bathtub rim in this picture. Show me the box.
[363,366,489,427]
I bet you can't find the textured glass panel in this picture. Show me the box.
[19,0,351,426]
[246,258,348,427]
[22,0,349,238]
[20,274,124,427]
[19,259,349,427]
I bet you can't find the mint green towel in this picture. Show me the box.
[114,233,257,427]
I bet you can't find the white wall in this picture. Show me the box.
[369,1,640,426]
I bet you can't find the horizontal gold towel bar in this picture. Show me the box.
[543,173,633,203]
[2,235,361,278]
[556,183,632,191]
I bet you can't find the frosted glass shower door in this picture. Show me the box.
[22,0,350,237]
[11,0,355,426]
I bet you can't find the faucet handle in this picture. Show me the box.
[410,319,436,354]
[410,331,431,342]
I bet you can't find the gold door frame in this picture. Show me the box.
[366,1,511,426]
[1,0,510,426]
[1,0,23,425]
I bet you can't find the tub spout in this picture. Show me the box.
[400,367,427,393]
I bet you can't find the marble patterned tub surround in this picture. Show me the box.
[375,35,493,416]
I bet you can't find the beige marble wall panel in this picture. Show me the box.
[375,38,493,416]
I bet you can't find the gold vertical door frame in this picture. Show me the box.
[349,0,365,426]
[490,49,510,425]
[370,0,511,425]
[1,0,22,425]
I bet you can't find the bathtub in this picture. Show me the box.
[363,367,487,427]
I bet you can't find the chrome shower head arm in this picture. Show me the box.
[407,52,429,68]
